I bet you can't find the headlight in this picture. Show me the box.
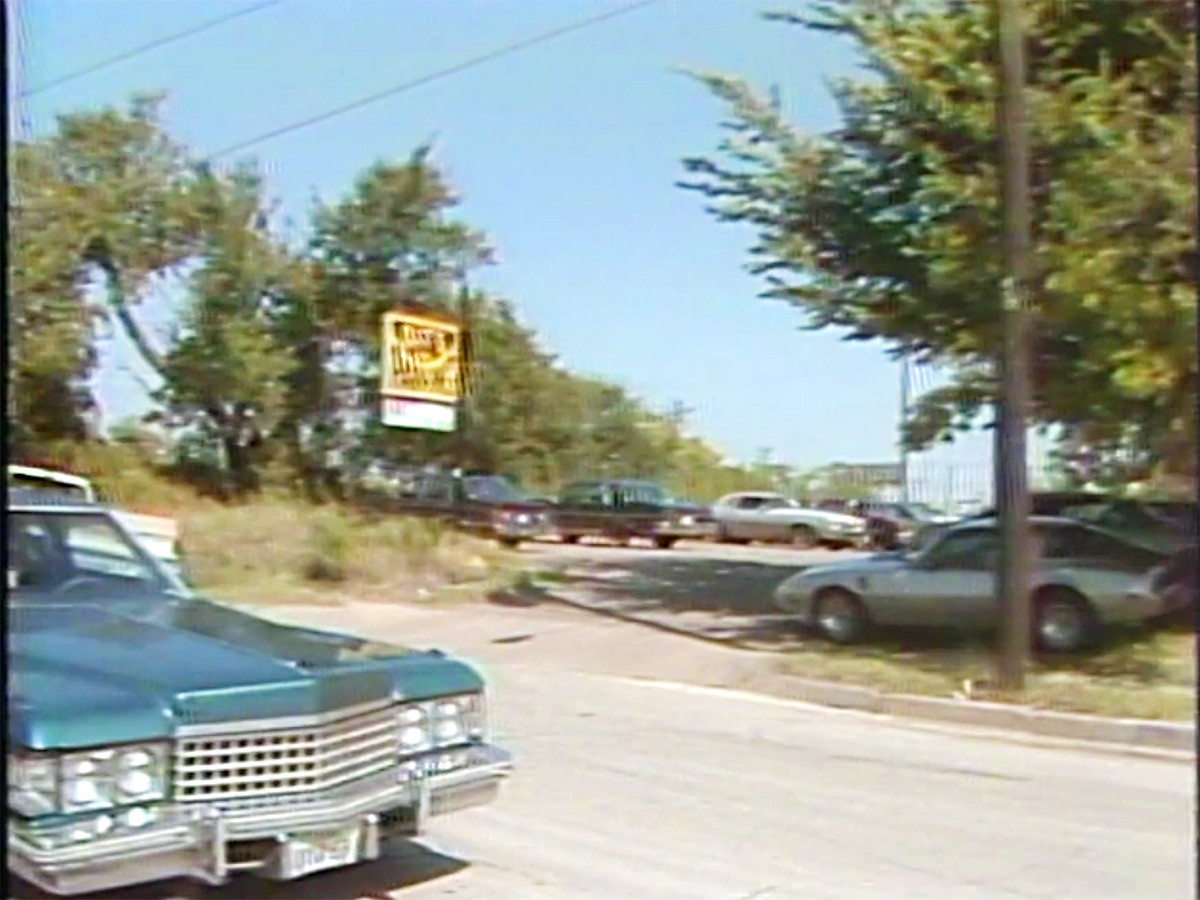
[10,755,57,817]
[115,747,167,802]
[434,693,487,741]
[398,704,432,753]
[62,745,168,813]
[680,515,694,526]
[10,744,168,817]
[396,692,487,756]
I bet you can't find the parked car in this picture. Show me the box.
[7,464,188,582]
[362,467,552,548]
[1148,543,1197,627]
[552,479,708,548]
[856,500,958,550]
[6,487,513,896]
[711,491,867,549]
[912,492,1196,555]
[773,515,1171,653]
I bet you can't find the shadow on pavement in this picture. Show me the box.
[491,550,810,648]
[10,840,468,900]
[491,550,1193,690]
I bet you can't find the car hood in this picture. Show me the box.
[8,597,482,749]
[916,514,958,525]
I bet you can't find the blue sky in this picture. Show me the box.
[11,0,1053,493]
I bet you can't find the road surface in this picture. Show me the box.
[30,595,1193,900]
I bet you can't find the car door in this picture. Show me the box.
[559,482,613,536]
[882,528,999,628]
[735,496,775,541]
[615,483,657,537]
[554,483,589,534]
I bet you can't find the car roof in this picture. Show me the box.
[7,486,104,512]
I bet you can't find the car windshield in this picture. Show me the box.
[8,510,173,598]
[901,503,941,521]
[463,475,527,503]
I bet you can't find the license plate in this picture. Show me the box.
[283,827,360,879]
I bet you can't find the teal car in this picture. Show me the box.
[6,488,513,896]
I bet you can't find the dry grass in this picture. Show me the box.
[181,500,517,605]
[779,628,1195,721]
[16,443,519,606]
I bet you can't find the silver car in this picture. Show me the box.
[711,492,867,548]
[774,516,1173,653]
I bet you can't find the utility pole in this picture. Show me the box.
[455,270,472,477]
[899,352,910,503]
[994,0,1033,690]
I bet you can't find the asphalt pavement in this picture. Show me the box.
[42,589,1194,900]
[514,538,858,645]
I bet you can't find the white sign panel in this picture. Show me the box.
[381,397,457,432]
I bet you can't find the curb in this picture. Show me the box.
[532,582,1196,757]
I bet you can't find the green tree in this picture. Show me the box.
[299,148,491,478]
[157,165,297,493]
[9,94,220,443]
[680,0,1196,479]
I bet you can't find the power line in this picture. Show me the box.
[21,0,286,98]
[206,0,664,162]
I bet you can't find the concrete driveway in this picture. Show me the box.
[28,597,1192,900]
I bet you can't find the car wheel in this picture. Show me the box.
[498,536,521,549]
[1033,588,1098,654]
[654,536,677,550]
[791,525,818,549]
[561,534,579,545]
[814,588,870,644]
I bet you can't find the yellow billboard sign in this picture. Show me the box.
[380,311,464,404]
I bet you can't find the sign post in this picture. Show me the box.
[379,311,464,432]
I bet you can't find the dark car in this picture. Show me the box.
[406,470,553,548]
[552,479,709,549]
[913,492,1196,555]
[6,489,512,895]
[856,501,958,550]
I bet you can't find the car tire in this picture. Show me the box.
[791,525,818,549]
[814,588,870,644]
[561,534,579,545]
[498,536,521,549]
[1033,588,1099,654]
[654,536,677,550]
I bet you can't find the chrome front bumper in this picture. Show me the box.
[494,521,550,540]
[9,744,513,897]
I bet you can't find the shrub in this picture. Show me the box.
[304,513,353,583]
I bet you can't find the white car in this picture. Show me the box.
[711,491,867,549]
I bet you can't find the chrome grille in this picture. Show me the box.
[174,704,397,806]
